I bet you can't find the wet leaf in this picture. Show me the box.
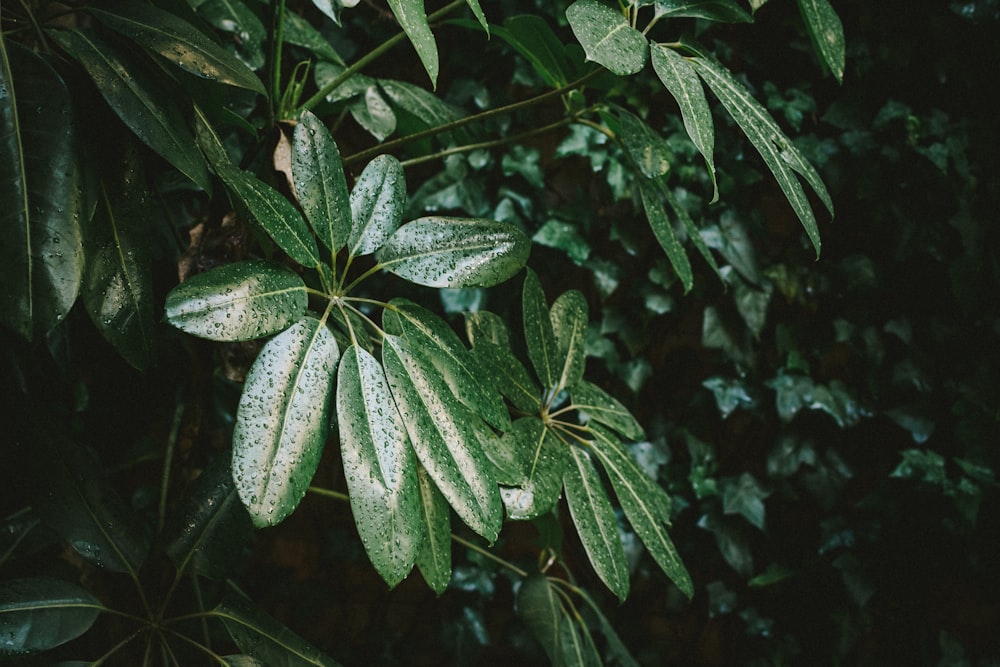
[282,12,343,64]
[608,104,672,179]
[470,341,542,414]
[348,154,406,257]
[492,15,575,88]
[0,578,101,656]
[796,0,845,83]
[550,290,588,393]
[414,464,452,594]
[517,573,565,665]
[566,0,648,76]
[164,260,307,342]
[499,418,566,520]
[654,0,753,23]
[349,85,396,141]
[214,595,341,666]
[379,79,460,129]
[232,316,339,528]
[571,380,645,441]
[196,0,266,71]
[522,269,560,390]
[639,178,693,292]
[292,111,351,255]
[386,0,439,88]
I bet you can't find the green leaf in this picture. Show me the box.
[337,345,422,588]
[550,290,588,392]
[414,464,452,594]
[214,595,342,666]
[349,85,397,141]
[0,40,84,340]
[492,15,575,88]
[722,472,770,530]
[196,0,266,71]
[382,334,502,542]
[517,573,565,664]
[796,0,845,83]
[348,154,406,257]
[89,1,265,94]
[386,299,510,431]
[522,269,560,390]
[464,310,511,347]
[499,418,567,520]
[232,316,340,528]
[82,147,155,371]
[470,341,542,413]
[465,0,489,35]
[377,217,530,288]
[386,0,439,88]
[292,110,351,255]
[661,183,721,278]
[164,260,307,342]
[566,0,648,76]
[559,617,602,667]
[0,578,101,656]
[49,29,211,191]
[164,456,254,580]
[311,0,359,26]
[282,11,344,64]
[588,426,692,597]
[639,178,693,292]
[606,104,671,179]
[654,0,753,23]
[379,79,460,129]
[689,53,832,256]
[573,587,641,666]
[565,447,630,601]
[572,379,645,442]
[650,44,717,200]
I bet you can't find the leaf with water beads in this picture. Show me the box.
[292,110,351,255]
[348,154,406,257]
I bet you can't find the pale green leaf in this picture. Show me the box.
[414,464,452,594]
[349,85,397,141]
[311,0,359,26]
[232,316,339,528]
[796,0,845,83]
[386,0,439,88]
[499,419,567,520]
[214,595,341,666]
[522,269,560,390]
[292,110,351,255]
[0,578,101,656]
[164,260,307,342]
[572,380,645,442]
[639,178,693,292]
[566,0,648,76]
[378,79,460,128]
[654,0,753,22]
[348,154,406,257]
[550,290,588,392]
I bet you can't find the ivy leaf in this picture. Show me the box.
[232,316,339,528]
[0,578,101,656]
[214,595,341,666]
[566,0,648,76]
[337,345,422,588]
[522,269,560,390]
[499,418,567,520]
[565,447,630,601]
[348,154,406,257]
[89,0,265,94]
[572,380,646,441]
[0,41,85,340]
[654,0,753,23]
[796,0,845,83]
[386,0,439,88]
[550,290,588,393]
[292,110,351,255]
[722,472,770,530]
[414,464,452,594]
[383,334,502,542]
[650,44,718,201]
[639,178,693,293]
[377,218,530,288]
[164,260,307,342]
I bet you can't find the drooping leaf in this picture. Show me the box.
[337,345,422,588]
[376,218,530,288]
[639,178,693,292]
[654,0,753,23]
[414,464,452,594]
[566,0,648,76]
[522,269,560,390]
[349,85,397,141]
[89,0,265,94]
[572,380,645,441]
[232,316,339,528]
[196,0,266,70]
[650,43,717,200]
[0,41,84,340]
[282,11,344,64]
[606,104,672,179]
[0,578,101,656]
[588,426,692,597]
[796,0,845,83]
[385,300,510,431]
[565,447,629,601]
[574,587,641,666]
[348,154,406,257]
[464,0,489,35]
[661,183,721,278]
[164,260,307,342]
[559,616,602,667]
[382,334,502,542]
[492,15,576,88]
[689,53,832,256]
[386,0,439,88]
[470,341,542,414]
[499,418,567,520]
[550,290,588,393]
[292,110,351,255]
[378,79,460,129]
[517,573,565,665]
[49,29,211,191]
[214,595,342,666]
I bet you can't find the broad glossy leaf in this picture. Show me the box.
[465,0,489,35]
[607,105,671,179]
[314,61,375,104]
[164,457,253,580]
[796,0,845,83]
[650,44,718,200]
[639,178,693,292]
[337,345,421,588]
[0,578,101,656]
[83,146,154,370]
[0,41,84,340]
[385,299,509,431]
[571,380,645,441]
[49,29,211,191]
[35,439,150,574]
[550,290,588,393]
[348,154,405,257]
[588,426,692,597]
[164,260,307,342]
[499,418,566,520]
[349,85,397,141]
[492,15,575,87]
[471,342,541,413]
[292,111,351,255]
[654,0,753,22]
[566,0,648,76]
[214,595,341,666]
[282,11,343,64]
[196,0,266,70]
[89,1,265,94]
[386,0,439,88]
[689,54,832,256]
[379,79,460,128]
[382,334,502,542]
[377,217,530,288]
[464,310,511,347]
[232,316,339,528]
[517,573,565,664]
[414,464,452,594]
[565,447,629,601]
[522,269,560,390]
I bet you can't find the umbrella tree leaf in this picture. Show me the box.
[214,595,342,666]
[499,418,567,520]
[0,578,102,656]
[566,0,648,76]
[550,290,588,393]
[292,110,351,256]
[522,269,560,390]
[386,0,439,88]
[348,154,406,257]
[414,464,452,594]
[571,380,645,441]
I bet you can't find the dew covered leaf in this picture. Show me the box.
[654,0,753,23]
[571,380,645,441]
[414,464,452,594]
[386,0,439,88]
[550,290,588,393]
[214,595,342,666]
[349,154,406,257]
[292,111,351,255]
[522,269,560,390]
[639,178,693,293]
[606,104,672,180]
[379,79,460,129]
[470,341,542,414]
[566,0,648,76]
[499,418,567,520]
[232,316,339,528]
[796,0,845,83]
[0,578,102,656]
[164,260,307,342]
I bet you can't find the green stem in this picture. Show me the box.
[299,0,466,114]
[308,485,350,502]
[341,262,385,295]
[158,394,184,535]
[270,0,287,122]
[91,626,149,667]
[452,534,530,578]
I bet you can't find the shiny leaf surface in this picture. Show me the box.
[566,0,648,76]
[214,595,341,666]
[796,0,845,83]
[0,578,101,656]
[654,0,753,22]
[550,290,588,393]
[379,79,459,128]
[292,110,351,255]
[471,341,541,413]
[572,380,645,441]
[522,269,560,390]
[414,464,452,594]
[499,418,566,520]
[608,104,672,179]
[386,0,439,87]
[348,154,405,257]
[196,0,266,70]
